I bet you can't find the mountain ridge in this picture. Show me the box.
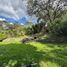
[0,16,28,25]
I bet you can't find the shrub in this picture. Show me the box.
[0,31,7,40]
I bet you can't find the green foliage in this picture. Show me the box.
[60,20,67,36]
[25,22,46,35]
[0,31,7,40]
[27,0,67,37]
[48,14,67,36]
[0,22,26,39]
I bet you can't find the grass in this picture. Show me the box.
[0,39,67,67]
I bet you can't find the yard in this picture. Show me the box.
[0,39,67,67]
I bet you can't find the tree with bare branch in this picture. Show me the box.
[27,0,67,34]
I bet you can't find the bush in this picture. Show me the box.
[0,31,7,40]
[25,22,46,35]
[48,17,67,36]
[60,20,67,36]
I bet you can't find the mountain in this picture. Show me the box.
[17,17,28,25]
[0,16,28,25]
[0,16,16,23]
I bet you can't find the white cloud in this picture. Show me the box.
[0,0,37,22]
[9,22,14,25]
[20,23,24,25]
[0,18,5,21]
[0,4,19,18]
[0,0,28,19]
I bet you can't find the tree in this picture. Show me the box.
[27,0,67,33]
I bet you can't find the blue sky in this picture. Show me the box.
[0,0,37,23]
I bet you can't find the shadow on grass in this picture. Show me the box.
[0,42,67,67]
[46,48,67,67]
[36,39,67,67]
[37,38,67,43]
[0,43,46,67]
[37,38,67,48]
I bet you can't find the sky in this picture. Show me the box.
[0,0,37,23]
[0,0,66,23]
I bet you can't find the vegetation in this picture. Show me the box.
[0,40,67,67]
[0,21,26,39]
[27,0,67,35]
[0,0,67,67]
[25,22,47,35]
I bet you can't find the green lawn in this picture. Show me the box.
[0,41,67,67]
